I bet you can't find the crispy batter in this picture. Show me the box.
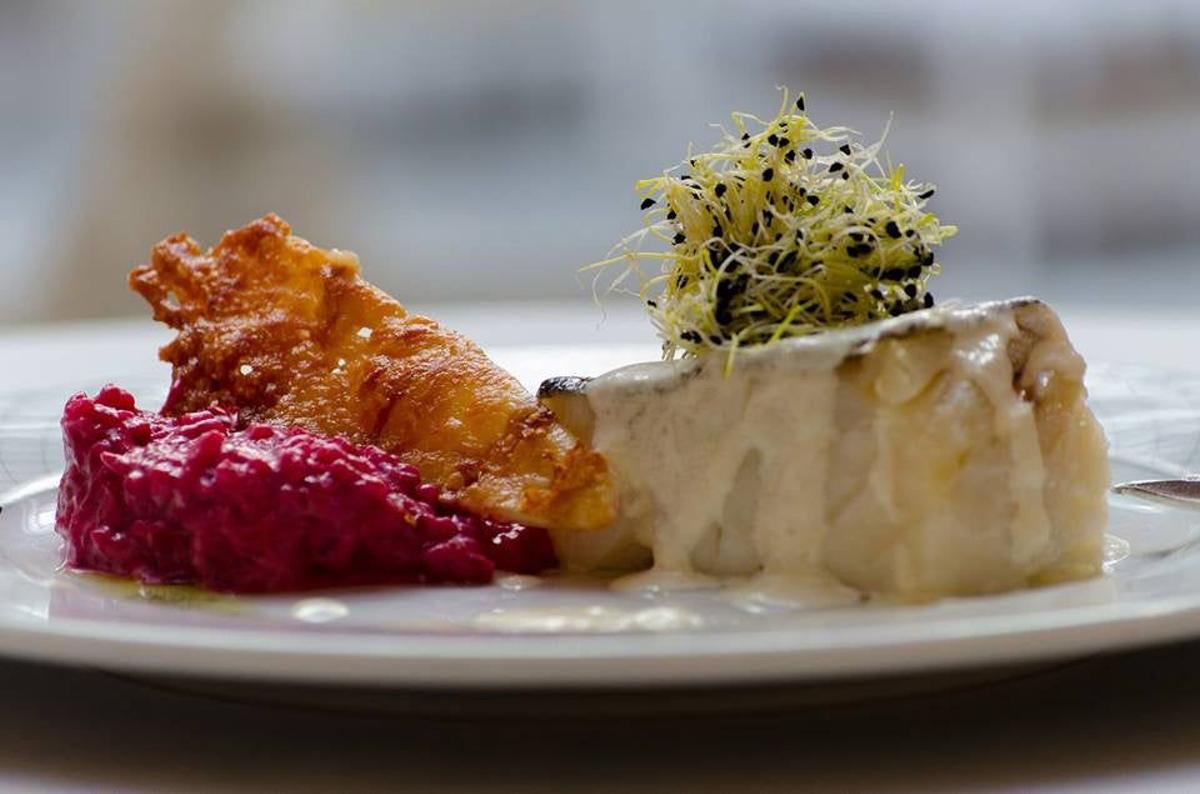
[129,214,614,531]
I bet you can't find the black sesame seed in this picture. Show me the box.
[714,183,727,198]
[712,223,723,237]
[906,265,922,279]
[918,188,936,200]
[741,132,750,141]
[888,303,905,317]
[885,220,901,239]
[751,221,759,235]
[904,283,918,298]
[779,137,790,147]
[839,143,852,156]
[921,250,935,267]
[709,334,723,344]
[802,148,814,159]
[905,229,916,238]
[640,198,656,210]
[667,209,677,220]
[784,150,796,163]
[849,232,864,242]
[673,233,686,245]
[768,134,779,146]
[778,251,797,269]
[646,299,657,307]
[882,267,906,280]
[767,251,779,266]
[677,275,689,288]
[841,172,849,180]
[681,330,701,343]
[923,292,935,308]
[870,288,885,301]
[806,194,820,206]
[762,168,774,182]
[829,162,844,173]
[796,96,805,112]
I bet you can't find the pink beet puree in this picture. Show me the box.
[56,386,557,592]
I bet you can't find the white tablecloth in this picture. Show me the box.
[7,640,1200,793]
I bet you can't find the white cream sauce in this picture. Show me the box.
[949,316,1052,566]
[562,298,1103,601]
[723,574,863,611]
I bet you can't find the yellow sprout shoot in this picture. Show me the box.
[587,89,958,360]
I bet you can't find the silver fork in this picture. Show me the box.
[1112,479,1200,505]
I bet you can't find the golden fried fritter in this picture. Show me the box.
[129,214,614,531]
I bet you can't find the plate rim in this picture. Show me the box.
[1,585,1199,687]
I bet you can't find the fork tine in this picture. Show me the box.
[1112,479,1200,505]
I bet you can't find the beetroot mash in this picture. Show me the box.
[56,386,557,592]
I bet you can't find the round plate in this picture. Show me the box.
[1,322,1199,690]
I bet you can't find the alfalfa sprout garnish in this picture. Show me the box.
[587,89,958,360]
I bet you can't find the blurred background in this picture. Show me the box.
[1,0,1197,326]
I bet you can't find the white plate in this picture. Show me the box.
[1,323,1200,689]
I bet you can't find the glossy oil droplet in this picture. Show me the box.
[292,598,349,624]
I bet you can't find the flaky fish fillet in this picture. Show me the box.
[540,298,1109,599]
[129,214,613,531]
